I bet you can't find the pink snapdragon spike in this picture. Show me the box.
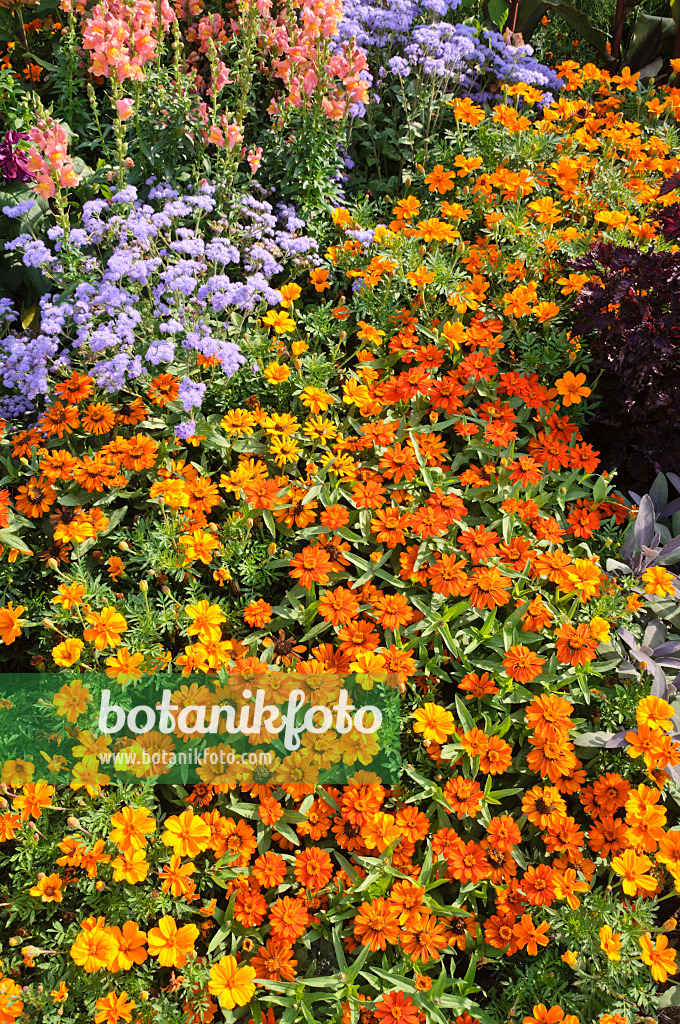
[26,120,81,199]
[115,98,135,121]
[247,146,263,173]
[186,12,228,54]
[81,0,175,83]
[260,0,370,121]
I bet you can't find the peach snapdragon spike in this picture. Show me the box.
[80,0,175,83]
[262,0,370,120]
[26,119,81,199]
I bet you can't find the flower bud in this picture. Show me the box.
[42,618,57,630]
[46,558,59,570]
[118,540,131,552]
[139,580,148,593]
[67,816,81,829]
[140,991,149,1002]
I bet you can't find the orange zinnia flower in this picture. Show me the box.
[503,645,545,683]
[353,898,400,951]
[268,896,309,942]
[288,545,333,588]
[250,939,297,981]
[400,911,449,963]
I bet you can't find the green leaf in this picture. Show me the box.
[345,943,371,983]
[263,509,276,538]
[455,695,475,734]
[272,820,299,846]
[513,0,610,53]
[487,0,509,29]
[592,474,608,505]
[0,530,31,554]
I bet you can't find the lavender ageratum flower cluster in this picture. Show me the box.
[338,0,562,102]
[0,180,318,420]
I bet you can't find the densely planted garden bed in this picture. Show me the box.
[0,0,680,1021]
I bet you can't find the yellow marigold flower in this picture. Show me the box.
[610,848,658,896]
[300,386,334,413]
[599,925,622,961]
[636,695,674,732]
[52,638,84,667]
[413,703,455,745]
[52,680,90,722]
[588,616,610,643]
[262,309,295,333]
[209,954,256,1010]
[641,566,676,597]
[639,931,677,983]
[264,362,291,385]
[0,602,25,645]
[554,371,591,406]
[533,300,560,323]
[83,607,128,650]
[29,872,63,903]
[279,283,301,308]
[185,600,225,643]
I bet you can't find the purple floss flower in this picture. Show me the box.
[146,339,175,365]
[0,131,33,184]
[346,228,376,247]
[4,233,33,252]
[175,419,197,440]
[205,240,240,264]
[0,298,17,326]
[178,377,206,412]
[2,200,37,219]
[21,240,55,268]
[388,55,411,76]
[111,185,138,204]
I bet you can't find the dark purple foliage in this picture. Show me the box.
[0,131,33,184]
[570,241,680,478]
[654,202,680,241]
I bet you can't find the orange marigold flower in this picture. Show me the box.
[243,599,273,628]
[512,914,550,955]
[639,931,677,983]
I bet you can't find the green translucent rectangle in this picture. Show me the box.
[0,671,401,788]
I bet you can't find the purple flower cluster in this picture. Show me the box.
[0,131,33,185]
[0,180,319,421]
[338,0,562,101]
